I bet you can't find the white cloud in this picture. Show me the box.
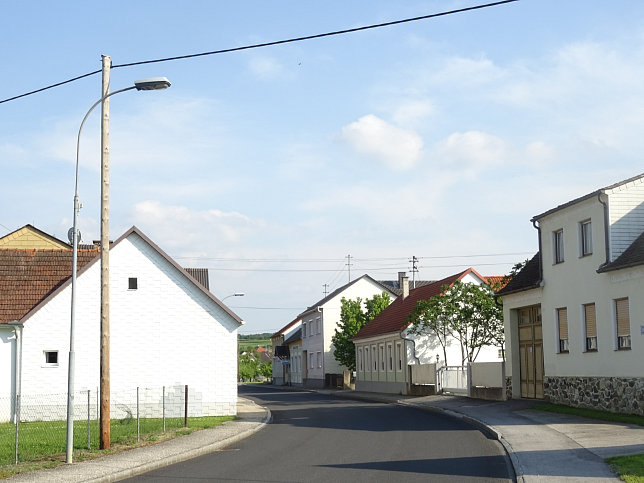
[436,131,507,171]
[392,99,434,126]
[129,200,265,252]
[340,114,423,171]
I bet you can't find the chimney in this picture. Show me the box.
[401,275,409,300]
[398,271,406,287]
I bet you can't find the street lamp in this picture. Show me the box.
[66,62,170,463]
[222,292,245,302]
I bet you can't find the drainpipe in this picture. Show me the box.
[597,192,610,268]
[532,218,543,282]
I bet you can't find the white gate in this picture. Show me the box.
[437,365,468,395]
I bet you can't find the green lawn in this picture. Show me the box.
[0,415,233,478]
[533,403,644,481]
[607,454,644,483]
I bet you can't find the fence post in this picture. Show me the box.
[137,387,140,442]
[466,363,472,398]
[184,385,188,428]
[14,393,20,465]
[162,386,166,432]
[87,390,91,450]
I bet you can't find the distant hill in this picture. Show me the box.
[238,333,272,352]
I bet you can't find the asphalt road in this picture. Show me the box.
[124,385,514,482]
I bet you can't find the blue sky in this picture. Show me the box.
[2,1,644,334]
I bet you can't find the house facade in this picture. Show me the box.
[297,275,397,388]
[0,225,243,421]
[353,269,503,395]
[271,317,301,385]
[499,173,644,415]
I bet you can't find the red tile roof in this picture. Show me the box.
[0,248,99,324]
[353,268,487,340]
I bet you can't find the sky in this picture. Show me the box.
[2,1,644,335]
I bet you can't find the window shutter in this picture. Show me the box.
[584,304,597,338]
[616,298,630,336]
[557,308,568,340]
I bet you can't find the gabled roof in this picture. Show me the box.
[271,316,301,339]
[496,253,542,296]
[284,327,302,345]
[298,274,396,318]
[353,268,486,340]
[379,279,434,296]
[0,226,243,326]
[0,247,99,324]
[531,172,644,222]
[0,224,71,250]
[597,231,644,273]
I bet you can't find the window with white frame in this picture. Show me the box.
[372,345,377,371]
[583,303,597,351]
[365,347,370,372]
[317,351,322,368]
[553,229,564,264]
[580,220,592,257]
[557,307,569,353]
[308,320,313,336]
[316,317,321,334]
[302,323,306,338]
[309,353,314,369]
[358,347,363,371]
[396,342,403,371]
[379,344,385,371]
[387,343,393,371]
[615,298,631,350]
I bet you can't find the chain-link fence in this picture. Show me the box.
[0,384,207,466]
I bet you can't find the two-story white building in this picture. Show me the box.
[297,275,397,388]
[499,173,644,415]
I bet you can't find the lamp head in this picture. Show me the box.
[134,77,171,91]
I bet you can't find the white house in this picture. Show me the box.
[271,317,301,386]
[0,225,243,421]
[499,173,644,415]
[297,275,397,388]
[353,269,503,395]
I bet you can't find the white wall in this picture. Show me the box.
[302,277,396,382]
[538,197,643,378]
[8,232,239,418]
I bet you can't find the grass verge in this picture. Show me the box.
[533,403,644,482]
[606,454,644,483]
[0,415,234,479]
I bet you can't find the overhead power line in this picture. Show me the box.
[0,0,518,105]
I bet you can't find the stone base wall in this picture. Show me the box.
[505,377,512,400]
[544,376,644,416]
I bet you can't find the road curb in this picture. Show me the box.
[90,402,272,483]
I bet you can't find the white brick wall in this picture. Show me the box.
[0,231,239,421]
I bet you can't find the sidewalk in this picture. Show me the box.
[7,389,644,482]
[7,397,270,482]
[321,389,644,482]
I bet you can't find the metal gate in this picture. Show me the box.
[437,365,468,395]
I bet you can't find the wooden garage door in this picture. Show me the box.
[518,305,544,399]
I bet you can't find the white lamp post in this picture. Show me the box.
[66,67,170,463]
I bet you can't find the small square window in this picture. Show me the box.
[128,277,138,290]
[44,351,58,365]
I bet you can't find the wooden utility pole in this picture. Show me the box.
[100,54,111,450]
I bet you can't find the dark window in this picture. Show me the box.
[128,277,138,290]
[45,351,58,364]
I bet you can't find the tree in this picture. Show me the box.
[332,292,391,371]
[408,281,503,366]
